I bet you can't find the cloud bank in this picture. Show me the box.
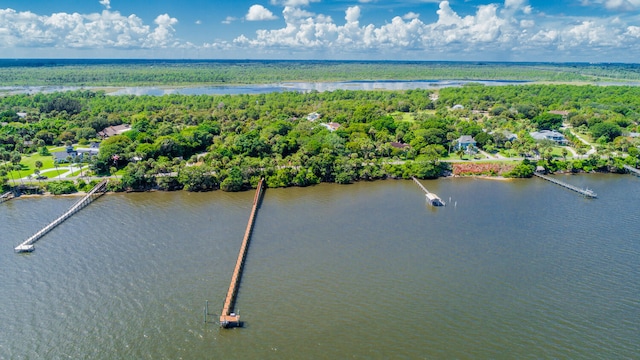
[221,0,640,61]
[1,0,640,61]
[0,8,178,49]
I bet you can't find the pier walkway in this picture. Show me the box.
[220,178,265,328]
[623,165,640,177]
[14,179,108,253]
[533,172,597,198]
[1,191,14,204]
[411,177,445,206]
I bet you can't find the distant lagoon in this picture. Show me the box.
[5,79,640,97]
[1,80,531,96]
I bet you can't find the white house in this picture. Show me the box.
[530,130,568,145]
[455,135,476,151]
[306,112,321,121]
[320,122,341,131]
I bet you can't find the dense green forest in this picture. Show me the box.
[1,83,639,193]
[2,60,640,87]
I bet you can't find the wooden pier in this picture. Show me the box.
[14,179,108,253]
[1,191,14,204]
[533,172,597,198]
[411,177,445,206]
[623,165,640,177]
[220,178,265,328]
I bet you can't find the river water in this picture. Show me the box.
[1,80,528,97]
[1,175,638,359]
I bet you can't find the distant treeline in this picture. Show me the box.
[2,60,640,86]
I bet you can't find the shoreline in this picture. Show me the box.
[8,171,612,200]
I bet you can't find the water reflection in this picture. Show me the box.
[107,80,531,96]
[2,80,532,97]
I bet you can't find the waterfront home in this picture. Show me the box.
[53,151,76,163]
[489,130,518,142]
[390,142,410,150]
[76,147,99,157]
[548,110,570,117]
[320,122,341,131]
[306,112,321,121]
[530,130,568,145]
[455,135,477,151]
[98,124,131,139]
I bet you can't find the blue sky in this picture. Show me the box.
[2,0,640,62]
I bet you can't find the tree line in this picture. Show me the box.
[1,83,639,193]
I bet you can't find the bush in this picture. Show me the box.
[46,180,78,195]
[504,161,535,178]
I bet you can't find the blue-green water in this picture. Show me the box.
[1,175,638,359]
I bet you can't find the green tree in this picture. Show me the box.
[220,167,244,192]
[590,122,622,143]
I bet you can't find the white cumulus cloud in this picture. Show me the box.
[246,5,278,21]
[222,16,237,24]
[99,0,111,10]
[0,7,178,49]
[403,12,420,20]
[220,0,640,61]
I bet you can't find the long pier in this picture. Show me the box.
[533,172,597,198]
[14,179,108,253]
[623,165,640,177]
[411,177,445,206]
[220,178,265,328]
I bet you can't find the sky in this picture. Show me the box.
[1,0,640,62]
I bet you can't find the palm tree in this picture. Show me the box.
[66,155,73,178]
[55,162,61,179]
[10,152,24,185]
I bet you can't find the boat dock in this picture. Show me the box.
[412,177,445,206]
[533,172,597,198]
[623,165,640,176]
[220,178,265,328]
[1,191,14,204]
[14,179,109,253]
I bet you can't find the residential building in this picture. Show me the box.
[306,112,321,121]
[98,124,132,138]
[455,135,476,151]
[530,130,568,145]
[320,122,341,131]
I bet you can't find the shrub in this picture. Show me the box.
[46,181,77,195]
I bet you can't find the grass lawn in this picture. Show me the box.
[391,110,437,122]
[18,152,56,171]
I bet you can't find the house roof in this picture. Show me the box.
[390,142,410,149]
[53,151,76,161]
[457,135,476,143]
[321,122,341,131]
[98,124,131,138]
[530,130,566,141]
[548,110,570,116]
[306,112,321,121]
